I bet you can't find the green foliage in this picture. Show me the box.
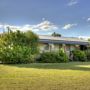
[0,30,38,53]
[0,29,39,64]
[0,46,36,64]
[37,50,69,63]
[52,32,61,37]
[24,31,39,54]
[37,52,57,63]
[56,50,69,63]
[85,50,90,61]
[72,50,87,62]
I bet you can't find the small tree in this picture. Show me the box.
[52,32,61,37]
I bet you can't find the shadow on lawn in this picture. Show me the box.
[7,62,90,71]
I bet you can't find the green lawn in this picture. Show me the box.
[0,62,90,90]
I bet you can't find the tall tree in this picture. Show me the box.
[0,29,39,54]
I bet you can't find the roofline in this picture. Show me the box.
[38,35,89,45]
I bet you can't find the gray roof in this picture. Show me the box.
[39,35,89,45]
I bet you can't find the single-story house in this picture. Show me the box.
[38,35,89,56]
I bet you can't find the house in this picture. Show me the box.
[38,35,89,56]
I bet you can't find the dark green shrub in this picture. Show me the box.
[37,50,69,63]
[72,50,87,62]
[0,46,36,64]
[56,50,69,63]
[85,50,90,61]
[37,52,57,63]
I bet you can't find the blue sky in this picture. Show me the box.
[0,0,90,37]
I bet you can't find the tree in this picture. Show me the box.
[51,32,61,37]
[24,30,39,54]
[0,29,38,51]
[0,29,39,64]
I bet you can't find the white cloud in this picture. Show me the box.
[32,20,58,31]
[0,20,58,32]
[67,0,78,6]
[62,23,77,30]
[87,18,90,22]
[78,36,90,40]
[0,25,3,28]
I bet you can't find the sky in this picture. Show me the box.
[0,0,90,38]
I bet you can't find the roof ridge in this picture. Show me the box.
[38,35,89,42]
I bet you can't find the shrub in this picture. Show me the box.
[37,50,69,63]
[72,50,87,62]
[85,50,90,61]
[56,50,69,63]
[37,52,56,63]
[0,46,36,64]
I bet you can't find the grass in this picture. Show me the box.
[0,62,90,90]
